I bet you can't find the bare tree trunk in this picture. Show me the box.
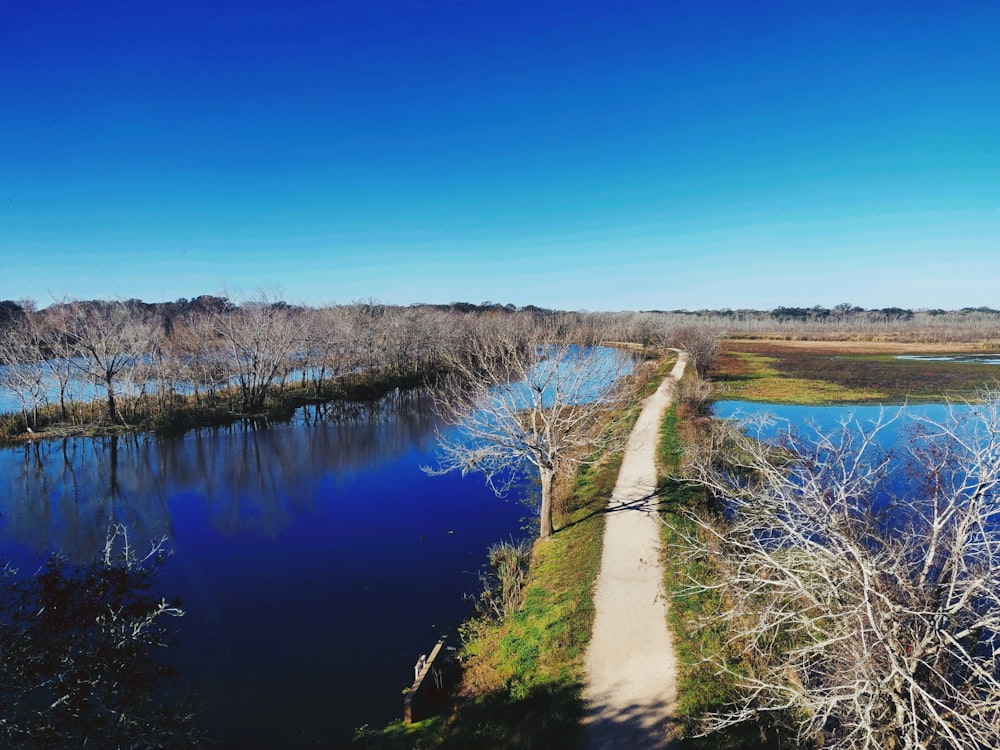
[213,293,304,413]
[105,377,119,424]
[46,298,159,426]
[539,465,555,540]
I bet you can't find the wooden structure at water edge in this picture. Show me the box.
[403,638,447,724]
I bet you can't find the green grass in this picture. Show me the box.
[656,395,783,749]
[656,407,733,718]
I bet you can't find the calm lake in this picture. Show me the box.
[0,391,535,747]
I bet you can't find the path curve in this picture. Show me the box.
[583,352,688,748]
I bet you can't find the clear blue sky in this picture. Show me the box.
[3,1,998,311]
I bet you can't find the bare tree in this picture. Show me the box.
[0,524,200,748]
[166,309,231,406]
[299,305,353,396]
[349,298,387,374]
[53,300,161,425]
[427,323,632,540]
[678,402,1000,749]
[213,293,304,411]
[670,324,722,378]
[28,303,78,421]
[0,318,47,430]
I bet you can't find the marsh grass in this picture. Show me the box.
[712,341,1000,404]
[712,350,888,404]
[471,539,532,622]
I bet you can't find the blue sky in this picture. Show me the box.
[2,1,998,311]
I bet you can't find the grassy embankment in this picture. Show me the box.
[361,341,1000,747]
[655,374,780,749]
[359,354,675,749]
[713,339,1000,404]
[0,368,439,444]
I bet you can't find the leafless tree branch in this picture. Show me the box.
[678,400,1000,749]
[426,322,633,539]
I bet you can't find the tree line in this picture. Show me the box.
[0,295,673,437]
[621,305,1000,343]
[3,293,995,438]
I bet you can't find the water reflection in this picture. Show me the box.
[0,388,531,747]
[896,354,1000,365]
[712,400,963,446]
[0,390,440,558]
[1,436,169,561]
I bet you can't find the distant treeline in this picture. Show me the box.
[642,304,1000,321]
[626,305,1000,343]
[0,296,558,331]
[3,297,997,333]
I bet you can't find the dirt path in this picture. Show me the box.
[583,352,688,748]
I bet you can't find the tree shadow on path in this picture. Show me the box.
[584,695,675,749]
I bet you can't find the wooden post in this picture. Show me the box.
[403,638,446,724]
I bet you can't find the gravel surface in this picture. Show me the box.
[583,353,688,749]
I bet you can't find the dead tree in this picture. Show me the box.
[679,402,1000,749]
[0,524,200,748]
[670,324,722,378]
[213,293,304,412]
[426,321,632,540]
[0,318,47,430]
[53,300,161,425]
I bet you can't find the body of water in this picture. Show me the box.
[713,400,965,443]
[712,400,987,523]
[896,354,1000,365]
[0,391,534,747]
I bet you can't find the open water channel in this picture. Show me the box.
[0,391,534,747]
[713,400,960,439]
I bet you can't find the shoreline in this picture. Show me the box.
[0,369,441,446]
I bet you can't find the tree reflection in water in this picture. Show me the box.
[0,524,202,748]
[0,388,527,747]
[0,389,440,556]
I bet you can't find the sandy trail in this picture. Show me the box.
[582,352,688,749]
